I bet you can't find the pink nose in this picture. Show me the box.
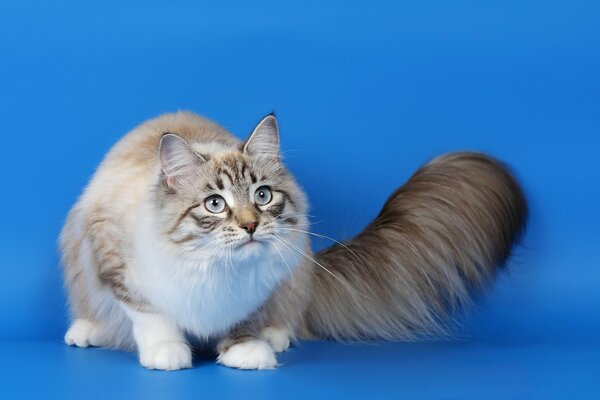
[240,221,258,235]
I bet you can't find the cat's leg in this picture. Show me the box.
[122,304,192,371]
[217,326,277,370]
[62,211,106,348]
[259,326,291,353]
[257,264,314,353]
[80,208,189,367]
[217,264,313,370]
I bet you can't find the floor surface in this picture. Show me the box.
[1,339,598,399]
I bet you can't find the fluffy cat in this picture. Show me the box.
[60,111,527,370]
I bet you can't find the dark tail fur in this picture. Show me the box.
[304,152,528,340]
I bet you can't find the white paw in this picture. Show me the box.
[65,319,105,347]
[260,327,290,353]
[139,342,192,371]
[217,339,278,370]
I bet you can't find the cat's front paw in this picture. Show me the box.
[217,339,278,370]
[260,327,290,353]
[139,342,192,371]
[65,319,106,347]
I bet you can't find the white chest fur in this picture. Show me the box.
[132,218,302,339]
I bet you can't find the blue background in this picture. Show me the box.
[1,1,598,398]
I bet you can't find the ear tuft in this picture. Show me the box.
[243,115,280,158]
[158,133,204,190]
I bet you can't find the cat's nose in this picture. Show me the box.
[240,221,258,235]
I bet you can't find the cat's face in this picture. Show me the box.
[153,115,308,261]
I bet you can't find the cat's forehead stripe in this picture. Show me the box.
[212,154,255,187]
[220,168,235,186]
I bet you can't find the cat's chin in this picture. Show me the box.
[234,239,267,259]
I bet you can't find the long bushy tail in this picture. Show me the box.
[303,152,528,341]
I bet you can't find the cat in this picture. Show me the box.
[60,111,527,370]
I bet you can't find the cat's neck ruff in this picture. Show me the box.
[132,203,304,338]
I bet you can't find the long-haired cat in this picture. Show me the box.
[60,112,527,370]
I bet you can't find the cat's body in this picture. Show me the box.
[60,111,527,370]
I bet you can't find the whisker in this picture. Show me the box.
[274,213,323,227]
[228,246,241,278]
[205,248,221,312]
[223,248,235,299]
[277,227,368,271]
[270,239,296,295]
[186,254,202,315]
[284,219,323,227]
[275,212,317,220]
[271,235,372,300]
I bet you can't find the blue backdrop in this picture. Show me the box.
[0,1,598,399]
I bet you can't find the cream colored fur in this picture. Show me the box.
[61,111,527,372]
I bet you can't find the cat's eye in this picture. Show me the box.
[204,195,226,213]
[254,186,272,206]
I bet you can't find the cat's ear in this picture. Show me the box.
[243,114,280,159]
[158,133,205,190]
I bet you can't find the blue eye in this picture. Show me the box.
[254,186,272,206]
[204,195,226,213]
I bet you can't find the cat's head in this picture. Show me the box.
[151,114,308,261]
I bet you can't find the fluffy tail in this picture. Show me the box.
[303,152,528,341]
